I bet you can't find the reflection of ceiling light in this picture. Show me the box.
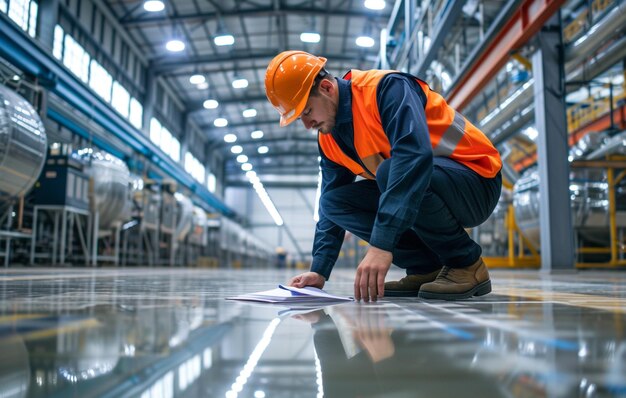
[166,39,185,52]
[243,108,257,118]
[364,0,385,10]
[231,145,243,154]
[144,0,165,12]
[189,74,205,84]
[214,34,235,46]
[224,133,237,143]
[258,146,269,154]
[237,154,248,163]
[300,32,321,43]
[356,36,375,48]
[203,99,219,109]
[214,118,228,127]
[251,130,264,139]
[232,78,248,89]
[196,82,209,90]
[241,163,253,171]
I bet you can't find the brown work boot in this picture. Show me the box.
[384,268,441,297]
[418,258,491,300]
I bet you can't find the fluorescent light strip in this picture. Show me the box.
[225,318,281,398]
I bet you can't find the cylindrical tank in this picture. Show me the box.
[174,193,193,241]
[78,150,131,230]
[514,166,626,248]
[0,85,47,215]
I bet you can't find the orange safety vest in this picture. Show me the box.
[318,70,502,179]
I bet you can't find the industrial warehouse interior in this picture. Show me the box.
[0,0,625,397]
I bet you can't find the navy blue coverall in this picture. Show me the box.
[310,74,502,280]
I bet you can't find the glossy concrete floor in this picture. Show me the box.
[1,267,625,398]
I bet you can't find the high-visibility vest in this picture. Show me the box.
[318,69,502,179]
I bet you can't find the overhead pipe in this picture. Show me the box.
[479,3,626,138]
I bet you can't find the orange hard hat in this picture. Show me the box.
[265,51,327,127]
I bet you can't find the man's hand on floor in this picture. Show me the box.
[355,246,392,302]
[289,272,326,289]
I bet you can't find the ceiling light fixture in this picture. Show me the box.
[165,39,185,52]
[196,82,209,90]
[214,33,235,46]
[203,99,219,109]
[242,108,257,118]
[300,32,321,43]
[224,133,237,143]
[231,145,243,154]
[189,74,205,85]
[214,117,228,127]
[143,0,165,12]
[236,154,249,163]
[241,163,253,171]
[258,146,269,154]
[364,0,386,10]
[251,130,264,139]
[232,78,248,89]
[356,36,375,48]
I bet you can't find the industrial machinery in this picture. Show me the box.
[78,149,133,265]
[0,84,48,265]
[0,84,47,216]
[513,131,626,258]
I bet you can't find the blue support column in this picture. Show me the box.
[142,67,156,136]
[532,15,575,271]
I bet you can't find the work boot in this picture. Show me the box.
[418,258,491,300]
[384,269,441,297]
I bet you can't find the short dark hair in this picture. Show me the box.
[309,69,332,97]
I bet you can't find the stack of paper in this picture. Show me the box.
[226,284,353,304]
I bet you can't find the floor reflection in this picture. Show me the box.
[0,268,624,398]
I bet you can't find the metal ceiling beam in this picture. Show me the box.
[121,6,391,28]
[151,51,372,74]
[446,0,567,110]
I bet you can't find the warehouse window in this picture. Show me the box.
[111,81,130,118]
[6,0,37,37]
[89,60,113,102]
[129,98,143,129]
[150,117,180,162]
[63,35,90,83]
[169,135,180,162]
[150,118,162,146]
[185,153,205,183]
[53,25,64,60]
[207,173,216,193]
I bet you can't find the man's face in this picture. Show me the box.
[299,81,337,134]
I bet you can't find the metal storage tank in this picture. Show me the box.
[514,131,626,248]
[77,150,132,230]
[0,85,47,215]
